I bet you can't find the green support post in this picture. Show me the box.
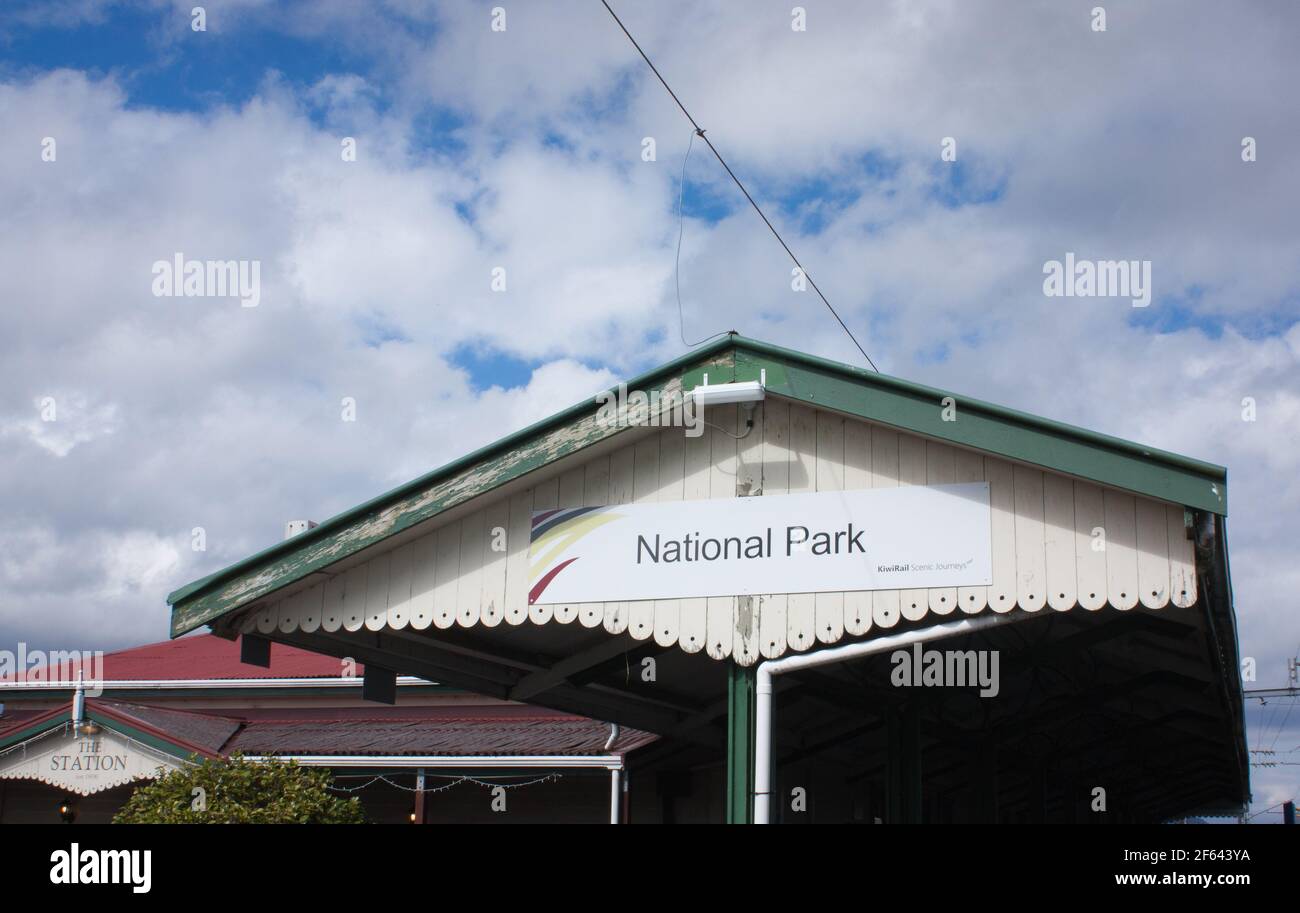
[887,703,923,823]
[725,662,757,824]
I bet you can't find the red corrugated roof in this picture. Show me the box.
[1,698,656,758]
[0,707,61,740]
[228,710,657,757]
[0,699,230,758]
[91,699,239,756]
[96,634,363,681]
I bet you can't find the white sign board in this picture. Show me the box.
[529,482,992,604]
[0,726,180,796]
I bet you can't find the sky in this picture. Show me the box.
[0,0,1296,818]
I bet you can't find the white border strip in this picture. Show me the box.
[0,676,431,692]
[242,754,624,770]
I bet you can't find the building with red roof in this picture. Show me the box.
[0,634,655,823]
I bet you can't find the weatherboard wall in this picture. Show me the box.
[239,400,1199,665]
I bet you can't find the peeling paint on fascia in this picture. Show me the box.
[735,595,756,642]
[172,352,734,636]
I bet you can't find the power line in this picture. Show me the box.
[600,0,880,372]
[1269,695,1297,751]
[675,128,729,348]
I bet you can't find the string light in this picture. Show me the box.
[326,773,563,794]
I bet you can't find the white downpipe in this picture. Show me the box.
[606,722,621,824]
[753,613,1019,824]
[610,768,621,824]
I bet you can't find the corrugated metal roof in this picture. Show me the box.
[0,699,656,759]
[228,705,657,756]
[10,633,364,682]
[0,709,51,738]
[92,699,241,755]
[0,698,232,759]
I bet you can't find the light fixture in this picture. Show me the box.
[58,798,76,824]
[80,720,100,736]
[687,370,766,408]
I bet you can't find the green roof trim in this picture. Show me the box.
[81,711,212,762]
[168,334,1227,638]
[727,337,1226,510]
[0,708,204,762]
[0,714,71,753]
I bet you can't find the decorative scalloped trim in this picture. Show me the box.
[0,769,156,797]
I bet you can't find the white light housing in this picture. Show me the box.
[688,371,767,408]
[284,520,318,540]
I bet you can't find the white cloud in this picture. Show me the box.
[1,393,120,458]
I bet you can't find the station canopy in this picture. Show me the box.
[167,334,1248,821]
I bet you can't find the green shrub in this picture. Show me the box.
[114,753,367,824]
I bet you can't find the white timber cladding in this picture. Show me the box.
[248,402,1200,665]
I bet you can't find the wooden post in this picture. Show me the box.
[414,767,425,824]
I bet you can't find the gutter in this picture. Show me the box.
[251,751,630,824]
[241,754,624,770]
[0,676,432,694]
[731,335,1228,482]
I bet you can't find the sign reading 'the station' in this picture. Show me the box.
[528,482,993,605]
[0,727,180,796]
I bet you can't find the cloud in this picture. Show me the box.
[1,393,120,458]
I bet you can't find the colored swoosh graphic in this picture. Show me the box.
[529,511,624,580]
[529,557,579,605]
[527,507,625,602]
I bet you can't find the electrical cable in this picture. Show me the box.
[601,0,879,371]
[675,127,729,347]
[1268,694,1296,752]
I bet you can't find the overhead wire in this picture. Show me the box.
[600,0,879,371]
[675,127,729,347]
[1268,693,1297,752]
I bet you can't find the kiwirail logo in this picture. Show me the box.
[0,644,104,696]
[151,253,261,307]
[1042,252,1152,307]
[50,844,151,894]
[594,383,702,437]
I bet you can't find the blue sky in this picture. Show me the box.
[3,4,375,113]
